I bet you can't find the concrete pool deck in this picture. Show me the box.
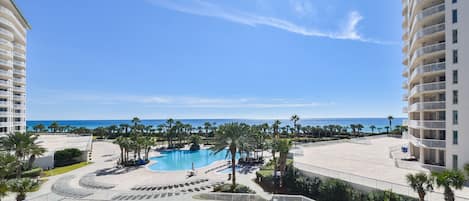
[295,136,469,200]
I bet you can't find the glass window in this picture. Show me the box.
[453,30,458,44]
[453,50,458,64]
[453,131,458,145]
[453,155,458,170]
[453,90,458,104]
[453,110,458,125]
[453,70,458,84]
[453,10,458,23]
[453,0,457,3]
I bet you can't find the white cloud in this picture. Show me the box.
[146,0,393,44]
[31,90,329,109]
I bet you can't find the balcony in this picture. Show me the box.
[408,120,445,129]
[403,107,408,113]
[409,81,445,98]
[13,86,24,92]
[13,61,25,68]
[14,44,25,51]
[402,81,408,89]
[410,42,445,68]
[0,49,12,58]
[407,134,445,149]
[0,79,8,86]
[410,23,445,50]
[409,3,445,35]
[402,68,409,77]
[13,52,25,60]
[403,93,408,101]
[0,90,9,96]
[0,69,11,77]
[0,27,13,39]
[408,101,445,112]
[409,62,445,83]
[13,78,25,85]
[13,69,25,76]
[0,38,12,49]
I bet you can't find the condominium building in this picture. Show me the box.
[402,0,468,171]
[0,0,29,137]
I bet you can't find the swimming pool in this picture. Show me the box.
[148,149,239,171]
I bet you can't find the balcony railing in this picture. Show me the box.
[0,91,9,96]
[0,49,12,57]
[406,133,446,148]
[0,38,12,48]
[402,93,408,101]
[409,101,445,112]
[410,23,445,49]
[0,6,26,33]
[410,62,445,82]
[0,69,11,77]
[13,61,25,67]
[410,42,445,67]
[403,107,408,113]
[0,27,13,38]
[410,3,445,34]
[408,120,446,129]
[410,81,445,97]
[13,69,25,75]
[13,78,25,84]
[402,81,408,88]
[14,44,25,51]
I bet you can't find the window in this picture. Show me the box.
[453,50,458,64]
[453,90,458,104]
[453,10,458,23]
[453,30,458,44]
[453,0,457,3]
[453,70,458,84]
[453,110,458,125]
[453,155,458,170]
[453,131,458,145]
[0,127,7,132]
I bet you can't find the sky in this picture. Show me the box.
[17,0,405,120]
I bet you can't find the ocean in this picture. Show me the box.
[27,118,406,132]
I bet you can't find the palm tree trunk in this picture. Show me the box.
[231,149,236,189]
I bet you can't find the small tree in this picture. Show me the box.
[8,178,37,201]
[189,135,201,151]
[433,170,465,201]
[406,172,434,201]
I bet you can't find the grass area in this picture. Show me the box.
[43,162,91,177]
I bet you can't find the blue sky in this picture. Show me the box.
[18,0,404,120]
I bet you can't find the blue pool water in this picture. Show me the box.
[148,149,239,171]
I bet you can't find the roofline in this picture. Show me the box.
[9,0,31,30]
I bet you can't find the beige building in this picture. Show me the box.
[402,0,468,170]
[0,0,29,137]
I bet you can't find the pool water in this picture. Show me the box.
[148,149,239,171]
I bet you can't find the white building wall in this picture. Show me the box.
[445,0,469,170]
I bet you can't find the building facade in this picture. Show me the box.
[0,0,29,137]
[402,0,468,171]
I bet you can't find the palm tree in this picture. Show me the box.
[277,139,292,182]
[356,124,364,134]
[290,115,300,135]
[1,133,45,178]
[211,123,249,189]
[384,126,390,134]
[203,122,211,137]
[406,172,434,201]
[131,117,141,128]
[433,170,465,201]
[48,122,59,133]
[32,124,45,133]
[272,120,281,138]
[369,125,376,134]
[26,145,46,170]
[8,178,37,201]
[387,115,394,133]
[0,153,17,200]
[0,179,8,201]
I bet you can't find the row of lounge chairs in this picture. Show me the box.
[204,162,230,174]
[79,173,116,190]
[51,175,94,198]
[113,182,225,200]
[131,178,209,191]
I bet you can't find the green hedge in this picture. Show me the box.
[54,148,82,167]
[22,168,43,178]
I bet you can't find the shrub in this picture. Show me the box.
[21,168,42,178]
[213,184,255,193]
[54,148,82,167]
[319,179,350,201]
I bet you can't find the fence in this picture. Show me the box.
[197,193,315,201]
[294,162,469,201]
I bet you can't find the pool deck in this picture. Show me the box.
[11,141,271,201]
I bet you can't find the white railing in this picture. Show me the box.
[409,81,445,97]
[14,43,25,51]
[0,17,26,42]
[0,90,9,96]
[0,27,13,38]
[410,62,445,82]
[0,58,12,67]
[13,69,25,75]
[410,23,445,49]
[14,60,25,67]
[294,162,469,201]
[196,192,315,201]
[14,51,25,59]
[402,107,408,113]
[14,78,25,83]
[410,3,445,35]
[408,120,445,129]
[0,69,11,76]
[406,133,446,148]
[422,163,446,172]
[402,93,408,101]
[408,101,445,112]
[0,48,12,57]
[0,38,12,49]
[410,42,445,67]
